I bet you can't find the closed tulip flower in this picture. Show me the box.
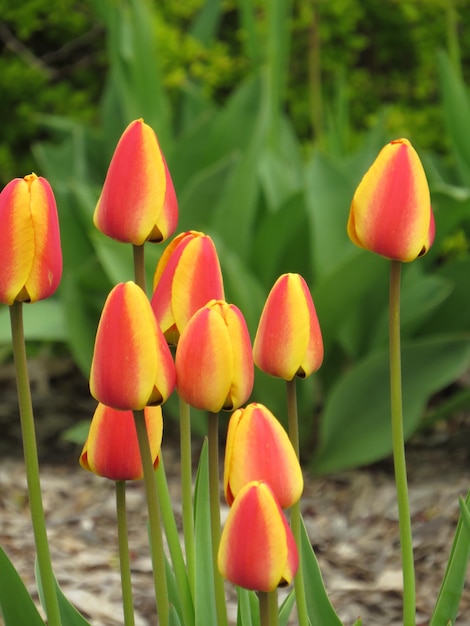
[94,119,178,245]
[175,299,254,412]
[347,137,435,261]
[80,403,163,481]
[224,402,303,508]
[253,273,323,380]
[151,231,224,344]
[218,481,299,592]
[0,173,62,305]
[90,281,176,410]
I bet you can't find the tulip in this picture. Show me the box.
[253,273,323,380]
[175,299,253,412]
[151,231,224,344]
[94,119,178,245]
[0,173,62,305]
[218,481,299,592]
[90,281,176,410]
[80,403,163,481]
[224,402,303,508]
[347,137,435,262]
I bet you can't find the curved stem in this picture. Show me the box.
[389,260,416,626]
[132,244,146,292]
[9,302,62,626]
[133,410,169,626]
[208,411,228,626]
[179,396,196,594]
[115,481,135,626]
[286,378,309,626]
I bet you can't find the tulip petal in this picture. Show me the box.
[175,305,233,412]
[218,481,298,592]
[90,282,176,410]
[94,119,178,244]
[80,404,163,481]
[347,138,434,261]
[224,403,303,508]
[254,274,323,380]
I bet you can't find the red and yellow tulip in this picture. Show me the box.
[94,119,178,245]
[151,231,224,344]
[90,281,176,410]
[218,481,299,592]
[253,273,323,380]
[0,173,62,305]
[224,402,303,508]
[347,138,435,262]
[175,299,253,412]
[80,403,163,481]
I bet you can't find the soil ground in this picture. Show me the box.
[0,358,469,625]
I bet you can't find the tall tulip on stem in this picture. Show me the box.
[347,137,435,626]
[176,299,254,626]
[2,174,63,626]
[253,272,324,626]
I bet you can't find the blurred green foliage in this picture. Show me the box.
[3,0,470,473]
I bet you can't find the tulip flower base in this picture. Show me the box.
[0,415,469,625]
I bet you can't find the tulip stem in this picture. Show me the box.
[115,481,135,626]
[133,409,169,626]
[9,302,62,626]
[155,452,195,625]
[389,260,416,626]
[132,244,147,292]
[208,411,228,626]
[179,396,196,595]
[286,378,309,626]
[259,590,279,626]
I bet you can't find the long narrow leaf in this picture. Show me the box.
[429,491,470,626]
[0,547,45,625]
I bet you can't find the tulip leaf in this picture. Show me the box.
[313,335,470,475]
[300,516,344,626]
[0,299,66,344]
[193,440,217,626]
[236,588,259,626]
[429,491,470,626]
[278,588,296,625]
[0,547,46,625]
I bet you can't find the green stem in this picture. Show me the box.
[179,396,196,595]
[132,244,146,292]
[389,260,416,626]
[9,302,62,626]
[286,378,309,626]
[115,481,135,626]
[133,410,169,626]
[259,590,279,626]
[208,411,228,626]
[155,452,195,625]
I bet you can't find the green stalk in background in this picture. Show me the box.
[286,378,309,626]
[389,260,416,626]
[115,480,136,626]
[9,302,62,626]
[179,396,197,595]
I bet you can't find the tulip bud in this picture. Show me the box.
[253,273,323,380]
[175,299,254,412]
[80,403,163,481]
[94,119,178,245]
[90,281,176,410]
[347,138,435,261]
[218,481,299,592]
[224,403,303,508]
[0,173,62,305]
[151,231,224,344]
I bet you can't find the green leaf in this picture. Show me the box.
[0,299,66,344]
[313,335,470,474]
[278,589,296,626]
[0,547,45,625]
[430,491,470,626]
[300,517,343,626]
[236,587,259,626]
[194,440,217,626]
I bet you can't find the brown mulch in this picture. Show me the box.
[0,359,469,625]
